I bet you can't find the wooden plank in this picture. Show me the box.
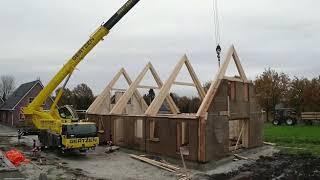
[111,64,151,114]
[139,155,180,171]
[145,55,205,116]
[122,69,149,111]
[87,68,124,114]
[233,154,253,161]
[232,46,248,81]
[223,76,248,83]
[173,81,195,87]
[87,68,148,115]
[196,79,222,117]
[234,122,245,151]
[148,63,180,114]
[137,85,160,89]
[229,144,243,151]
[185,58,206,100]
[302,112,320,115]
[130,154,179,172]
[198,117,206,162]
[263,141,276,146]
[111,62,180,115]
[111,88,127,91]
[145,56,186,116]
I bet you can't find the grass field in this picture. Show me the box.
[264,123,320,155]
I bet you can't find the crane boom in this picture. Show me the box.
[21,0,141,152]
[25,0,140,113]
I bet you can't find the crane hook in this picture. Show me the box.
[216,44,222,67]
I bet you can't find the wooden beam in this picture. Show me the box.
[148,62,180,114]
[87,68,124,114]
[197,45,248,117]
[111,88,127,91]
[223,76,248,83]
[145,55,205,116]
[185,58,206,100]
[173,81,195,87]
[87,68,148,115]
[198,116,206,162]
[145,56,186,116]
[122,68,149,111]
[130,154,179,172]
[111,63,151,114]
[137,85,160,89]
[111,62,180,115]
[232,47,248,81]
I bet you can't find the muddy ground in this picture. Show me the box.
[197,152,320,180]
[2,124,319,180]
[0,124,178,179]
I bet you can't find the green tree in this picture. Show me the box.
[72,83,95,110]
[54,87,73,107]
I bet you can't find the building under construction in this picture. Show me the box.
[87,45,263,163]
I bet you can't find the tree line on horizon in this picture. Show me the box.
[255,68,320,116]
[1,69,319,115]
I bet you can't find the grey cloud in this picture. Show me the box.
[0,0,319,96]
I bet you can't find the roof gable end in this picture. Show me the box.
[0,80,41,110]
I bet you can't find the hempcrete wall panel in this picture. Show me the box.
[87,114,112,144]
[145,117,198,161]
[248,85,263,147]
[87,80,262,162]
[88,114,199,161]
[229,82,250,120]
[205,80,229,161]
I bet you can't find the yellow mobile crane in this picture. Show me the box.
[22,0,140,152]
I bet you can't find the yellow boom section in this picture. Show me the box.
[23,0,141,128]
[25,27,108,113]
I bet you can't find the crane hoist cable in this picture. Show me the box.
[213,0,222,67]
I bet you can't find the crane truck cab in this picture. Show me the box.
[58,105,79,121]
[36,105,99,152]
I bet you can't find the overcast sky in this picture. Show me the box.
[0,0,319,96]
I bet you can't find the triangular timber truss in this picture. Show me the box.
[110,62,180,114]
[197,45,248,117]
[145,55,206,116]
[87,68,148,115]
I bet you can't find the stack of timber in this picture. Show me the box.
[301,112,320,121]
[130,154,189,179]
[130,154,179,172]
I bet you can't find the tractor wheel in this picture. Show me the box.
[305,120,313,126]
[285,118,294,126]
[273,119,280,126]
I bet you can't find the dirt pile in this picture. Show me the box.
[209,152,320,179]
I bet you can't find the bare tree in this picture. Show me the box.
[0,75,15,101]
[255,68,290,121]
